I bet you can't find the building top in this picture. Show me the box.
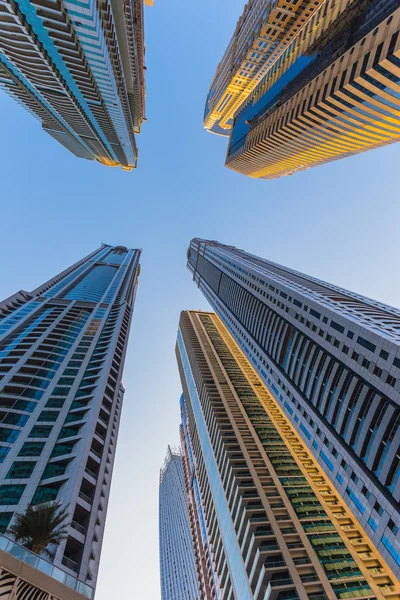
[159,446,181,483]
[188,237,400,343]
[204,0,326,135]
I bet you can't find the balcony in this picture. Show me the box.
[71,521,86,536]
[0,534,93,598]
[78,491,92,505]
[84,467,98,481]
[62,556,79,573]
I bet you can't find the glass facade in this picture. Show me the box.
[159,446,199,600]
[0,243,140,592]
[0,0,152,169]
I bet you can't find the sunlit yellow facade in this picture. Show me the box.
[178,309,400,600]
[211,314,400,600]
[226,5,400,179]
[204,0,326,136]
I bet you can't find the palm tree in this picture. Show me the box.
[7,501,70,558]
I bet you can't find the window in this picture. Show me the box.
[380,350,389,360]
[32,484,60,505]
[0,484,25,505]
[350,472,359,484]
[46,398,65,409]
[347,331,354,340]
[6,461,36,479]
[357,337,376,353]
[28,425,52,438]
[368,517,378,532]
[361,486,370,499]
[0,447,10,463]
[394,358,400,369]
[331,321,344,334]
[38,411,59,423]
[374,366,383,377]
[346,487,365,514]
[387,375,397,388]
[1,413,28,427]
[388,519,399,535]
[0,512,13,533]
[342,345,349,355]
[352,352,359,361]
[18,442,45,457]
[310,309,321,319]
[362,358,370,369]
[42,463,67,479]
[374,501,384,516]
[51,443,74,458]
[0,427,20,444]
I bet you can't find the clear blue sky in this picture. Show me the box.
[1,0,400,598]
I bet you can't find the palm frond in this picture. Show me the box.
[7,501,70,558]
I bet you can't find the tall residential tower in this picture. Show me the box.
[177,310,400,600]
[0,243,140,597]
[0,0,154,169]
[187,238,400,579]
[205,0,400,178]
[159,445,199,600]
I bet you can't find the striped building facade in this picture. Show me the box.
[0,244,141,596]
[187,238,400,580]
[176,310,400,600]
[204,0,325,136]
[205,0,400,178]
[0,0,153,169]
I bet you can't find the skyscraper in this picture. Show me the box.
[187,238,400,579]
[0,243,140,598]
[177,310,400,600]
[159,445,199,600]
[0,0,153,169]
[204,0,325,136]
[205,0,400,179]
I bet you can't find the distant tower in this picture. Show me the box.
[187,238,400,578]
[159,445,199,600]
[176,309,400,600]
[0,0,155,169]
[0,243,140,598]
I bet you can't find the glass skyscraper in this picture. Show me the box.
[159,444,199,600]
[177,310,400,600]
[0,243,140,598]
[0,0,154,169]
[204,0,400,179]
[187,238,400,579]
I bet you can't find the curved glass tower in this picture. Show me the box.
[0,243,141,597]
[159,445,199,600]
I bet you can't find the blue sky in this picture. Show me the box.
[1,0,400,598]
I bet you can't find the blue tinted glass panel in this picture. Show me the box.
[63,266,117,303]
